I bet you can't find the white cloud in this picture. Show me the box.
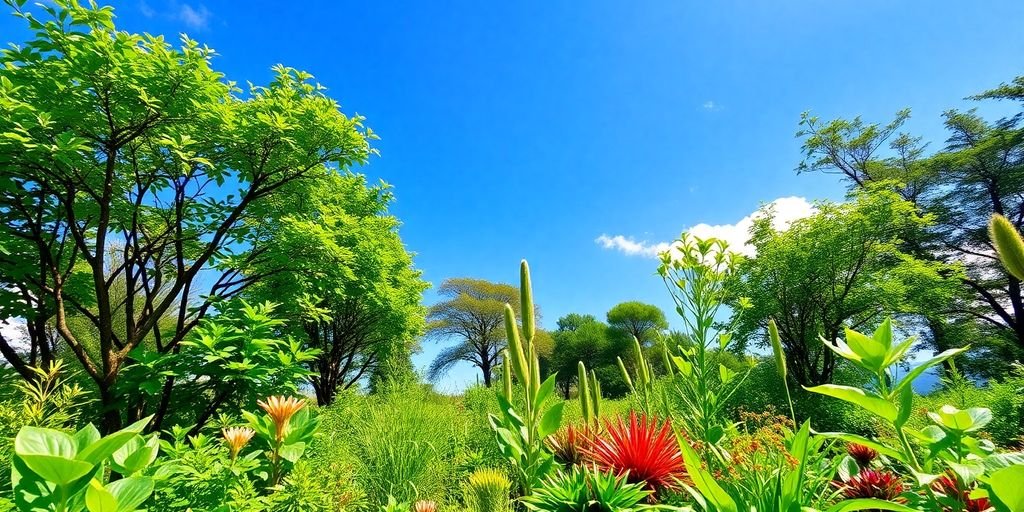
[701,100,722,111]
[177,4,211,30]
[596,196,815,258]
[595,235,673,258]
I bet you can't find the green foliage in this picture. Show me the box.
[549,314,620,398]
[244,171,427,405]
[10,417,157,511]
[728,358,882,435]
[911,363,1024,447]
[524,465,677,512]
[797,79,1024,374]
[732,186,963,386]
[124,301,317,431]
[151,400,320,511]
[806,320,1024,511]
[0,0,374,426]
[490,261,564,496]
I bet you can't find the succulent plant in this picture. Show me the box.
[585,411,686,492]
[463,467,512,512]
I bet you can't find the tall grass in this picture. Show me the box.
[351,386,465,506]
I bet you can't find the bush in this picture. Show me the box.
[910,363,1024,447]
[727,357,883,435]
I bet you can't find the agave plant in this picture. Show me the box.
[463,467,512,512]
[524,466,670,512]
[585,412,685,492]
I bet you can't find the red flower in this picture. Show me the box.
[846,443,878,467]
[932,473,992,512]
[837,469,905,501]
[584,412,686,492]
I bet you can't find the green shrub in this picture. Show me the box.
[911,363,1024,447]
[728,356,882,435]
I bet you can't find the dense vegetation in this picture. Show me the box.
[0,1,1022,511]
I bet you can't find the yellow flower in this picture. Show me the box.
[257,395,306,440]
[222,426,255,460]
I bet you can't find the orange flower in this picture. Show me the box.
[222,426,255,460]
[413,500,437,512]
[257,395,306,440]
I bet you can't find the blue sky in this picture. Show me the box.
[4,1,1023,391]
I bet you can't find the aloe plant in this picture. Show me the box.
[489,260,564,495]
[10,417,158,512]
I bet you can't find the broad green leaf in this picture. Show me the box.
[18,454,92,486]
[278,442,307,463]
[86,479,117,512]
[107,477,154,512]
[982,452,1024,471]
[988,465,1024,512]
[926,405,992,433]
[678,435,736,512]
[826,498,918,512]
[837,455,860,482]
[536,374,557,406]
[15,427,77,459]
[894,384,913,428]
[73,425,101,452]
[843,327,886,371]
[804,384,898,422]
[111,435,159,475]
[538,402,564,438]
[79,431,140,466]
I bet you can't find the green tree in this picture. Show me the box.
[0,0,373,430]
[426,278,527,386]
[243,171,427,405]
[605,301,668,347]
[797,74,1024,373]
[549,314,612,397]
[732,186,963,386]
